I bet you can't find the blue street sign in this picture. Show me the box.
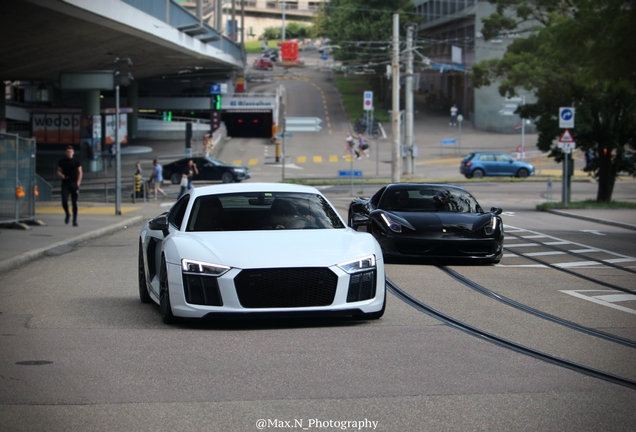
[321,52,328,61]
[210,84,221,94]
[441,139,456,145]
[559,107,575,128]
[274,133,293,139]
[338,170,362,177]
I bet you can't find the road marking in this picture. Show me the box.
[248,158,258,166]
[569,248,601,254]
[561,290,636,314]
[581,229,605,236]
[522,235,549,239]
[505,243,542,248]
[524,251,566,257]
[297,156,307,163]
[553,261,600,268]
[313,155,323,163]
[36,206,140,215]
[605,258,636,263]
[232,159,242,165]
[329,155,338,162]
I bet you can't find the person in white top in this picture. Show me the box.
[450,104,458,126]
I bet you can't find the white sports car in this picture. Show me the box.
[138,183,386,323]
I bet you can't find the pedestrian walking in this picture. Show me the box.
[149,159,167,199]
[56,145,82,226]
[357,133,370,158]
[108,144,116,167]
[449,104,458,126]
[343,132,357,158]
[177,159,198,199]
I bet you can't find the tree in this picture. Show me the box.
[471,0,636,202]
[312,0,419,63]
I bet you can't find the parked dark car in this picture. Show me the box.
[460,151,535,179]
[162,157,250,184]
[348,183,504,264]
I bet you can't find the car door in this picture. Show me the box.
[478,154,497,175]
[195,158,221,181]
[496,153,516,175]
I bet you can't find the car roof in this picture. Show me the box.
[190,182,322,198]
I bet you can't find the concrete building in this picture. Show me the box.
[179,0,324,42]
[412,0,535,134]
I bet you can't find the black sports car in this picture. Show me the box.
[348,183,504,263]
[162,157,251,185]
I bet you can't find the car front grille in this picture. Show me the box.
[183,274,223,306]
[347,270,376,302]
[234,267,337,308]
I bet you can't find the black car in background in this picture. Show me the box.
[348,183,504,264]
[162,157,251,184]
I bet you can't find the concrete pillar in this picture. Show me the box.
[128,80,138,140]
[80,90,101,172]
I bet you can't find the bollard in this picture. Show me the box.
[547,177,553,203]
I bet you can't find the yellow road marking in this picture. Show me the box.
[232,159,242,166]
[329,155,339,162]
[313,155,322,163]
[248,158,258,166]
[297,156,306,163]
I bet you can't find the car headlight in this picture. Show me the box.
[484,216,497,235]
[181,259,230,277]
[337,255,376,274]
[380,213,402,233]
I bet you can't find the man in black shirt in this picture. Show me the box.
[56,146,83,226]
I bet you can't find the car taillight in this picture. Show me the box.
[465,161,472,167]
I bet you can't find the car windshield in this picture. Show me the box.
[379,187,481,213]
[186,192,346,231]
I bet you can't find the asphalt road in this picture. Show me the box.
[2,51,635,431]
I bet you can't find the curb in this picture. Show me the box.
[0,215,144,275]
[546,210,636,231]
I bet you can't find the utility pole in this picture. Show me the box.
[391,13,400,183]
[405,24,414,175]
[282,1,286,41]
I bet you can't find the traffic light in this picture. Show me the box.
[211,94,221,132]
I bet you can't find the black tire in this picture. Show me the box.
[221,172,234,183]
[170,173,181,185]
[464,174,473,179]
[472,168,484,179]
[517,168,529,178]
[159,256,177,324]
[138,240,152,304]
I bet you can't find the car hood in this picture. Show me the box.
[377,210,492,233]
[169,229,380,269]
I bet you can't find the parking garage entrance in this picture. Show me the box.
[223,110,273,138]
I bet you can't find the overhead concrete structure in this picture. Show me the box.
[0,0,244,83]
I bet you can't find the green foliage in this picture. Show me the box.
[312,0,420,63]
[472,0,636,202]
[537,200,636,211]
[262,23,315,41]
[334,76,390,122]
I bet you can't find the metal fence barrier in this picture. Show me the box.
[0,133,37,225]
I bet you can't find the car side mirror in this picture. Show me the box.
[490,207,503,215]
[351,202,366,213]
[149,215,169,236]
[352,214,371,229]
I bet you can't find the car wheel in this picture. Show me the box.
[159,256,177,324]
[464,174,473,179]
[221,172,234,183]
[170,173,181,185]
[517,168,529,178]
[472,168,484,179]
[138,240,152,304]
